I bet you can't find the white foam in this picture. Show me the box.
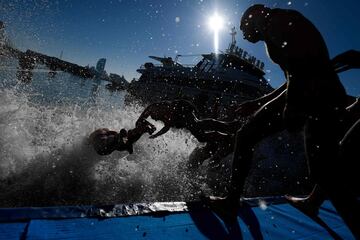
[0,73,210,206]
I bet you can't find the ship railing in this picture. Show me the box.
[178,64,196,68]
[138,63,195,70]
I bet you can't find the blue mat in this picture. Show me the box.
[0,199,355,239]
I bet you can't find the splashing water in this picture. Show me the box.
[0,65,217,207]
[0,58,311,207]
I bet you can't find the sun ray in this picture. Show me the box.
[208,13,224,54]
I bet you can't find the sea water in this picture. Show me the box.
[0,57,215,207]
[0,57,311,207]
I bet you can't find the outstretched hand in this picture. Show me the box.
[136,119,156,135]
[145,122,156,135]
[149,125,170,139]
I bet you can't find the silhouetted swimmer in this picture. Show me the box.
[285,50,360,215]
[196,49,360,171]
[205,5,360,236]
[136,99,196,139]
[136,99,245,168]
[286,117,360,222]
[189,83,288,169]
[89,120,156,155]
[286,99,360,215]
[136,99,237,142]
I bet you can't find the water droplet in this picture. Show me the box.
[259,200,268,210]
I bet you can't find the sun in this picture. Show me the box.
[208,13,224,31]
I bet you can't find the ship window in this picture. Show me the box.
[211,59,221,70]
[198,59,210,72]
[204,62,214,72]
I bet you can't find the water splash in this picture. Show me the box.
[0,61,311,207]
[0,72,214,207]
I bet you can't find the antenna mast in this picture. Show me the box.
[227,27,237,54]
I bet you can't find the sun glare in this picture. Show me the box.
[208,13,224,54]
[208,13,224,31]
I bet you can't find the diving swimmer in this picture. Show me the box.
[89,120,156,155]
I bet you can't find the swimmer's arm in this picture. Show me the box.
[127,128,144,144]
[149,126,170,139]
[195,118,241,134]
[346,98,360,121]
[136,105,153,126]
[259,82,287,103]
[235,83,287,117]
[127,120,156,143]
[332,50,360,73]
[249,82,286,106]
[217,120,242,134]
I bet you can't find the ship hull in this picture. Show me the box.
[127,64,273,118]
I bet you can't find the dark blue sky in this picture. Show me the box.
[1,0,360,95]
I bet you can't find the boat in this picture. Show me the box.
[126,27,274,118]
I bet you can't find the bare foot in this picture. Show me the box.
[285,195,320,216]
[201,195,240,223]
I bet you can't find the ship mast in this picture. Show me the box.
[227,27,237,54]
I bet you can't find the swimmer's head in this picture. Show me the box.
[240,4,269,43]
[119,128,128,138]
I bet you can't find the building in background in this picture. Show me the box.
[85,58,128,87]
[96,58,106,74]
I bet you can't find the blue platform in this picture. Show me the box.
[0,197,355,239]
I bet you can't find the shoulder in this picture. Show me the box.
[266,8,319,41]
[270,8,314,29]
[268,8,308,28]
[271,8,303,19]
